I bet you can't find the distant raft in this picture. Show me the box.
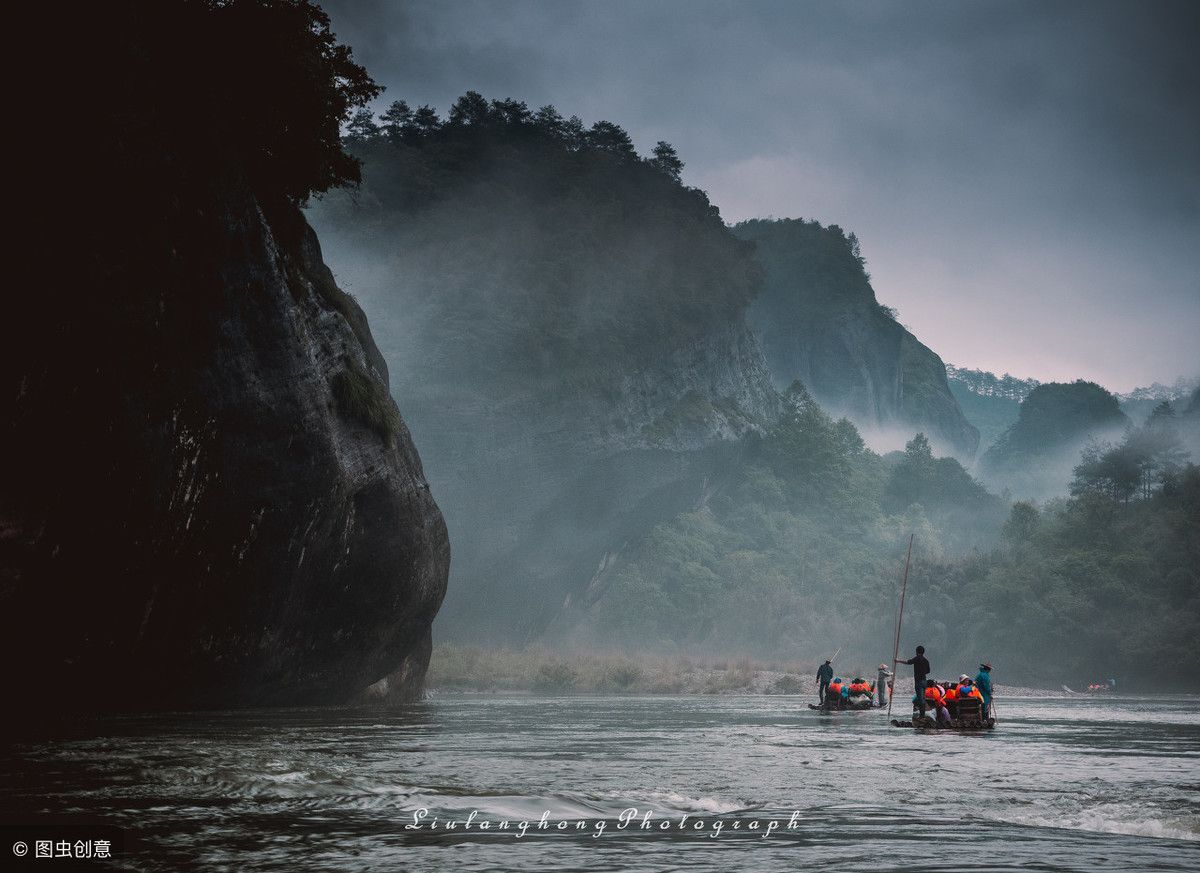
[809,678,877,711]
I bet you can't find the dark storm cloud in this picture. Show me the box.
[322,0,1200,390]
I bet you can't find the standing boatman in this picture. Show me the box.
[817,659,833,704]
[896,645,931,717]
[975,663,994,716]
[876,663,893,708]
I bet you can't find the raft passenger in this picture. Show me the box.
[897,646,931,717]
[877,663,892,708]
[817,659,833,704]
[975,663,993,716]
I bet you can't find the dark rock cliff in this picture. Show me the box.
[2,186,449,710]
[734,219,979,460]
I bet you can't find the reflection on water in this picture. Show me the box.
[2,696,1198,871]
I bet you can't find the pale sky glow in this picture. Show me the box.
[324,0,1200,392]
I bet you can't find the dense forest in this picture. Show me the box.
[315,93,757,375]
[569,383,1007,662]
[912,406,1199,686]
[574,385,1199,687]
[308,94,1200,688]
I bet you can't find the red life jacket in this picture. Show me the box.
[849,682,870,694]
[828,682,843,694]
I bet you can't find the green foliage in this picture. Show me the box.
[911,465,1200,688]
[331,365,400,444]
[534,662,579,693]
[984,381,1128,469]
[885,433,1001,521]
[1070,407,1188,503]
[1002,502,1040,544]
[650,141,685,180]
[734,219,876,316]
[946,365,1040,401]
[310,92,757,377]
[577,385,985,657]
[944,365,1044,452]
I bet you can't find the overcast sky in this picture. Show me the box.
[322,0,1199,392]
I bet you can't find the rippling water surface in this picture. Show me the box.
[3,695,1198,871]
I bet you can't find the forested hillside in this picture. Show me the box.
[913,407,1200,688]
[945,365,1040,453]
[980,381,1130,500]
[308,93,1197,685]
[568,383,1006,661]
[308,94,781,641]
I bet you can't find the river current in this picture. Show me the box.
[3,694,1198,871]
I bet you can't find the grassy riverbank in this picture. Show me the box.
[425,643,781,694]
[423,643,1061,697]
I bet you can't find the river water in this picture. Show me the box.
[2,694,1198,871]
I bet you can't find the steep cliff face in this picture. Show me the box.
[325,282,781,644]
[306,124,783,643]
[2,187,449,710]
[734,219,979,460]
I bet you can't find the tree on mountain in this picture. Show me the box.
[1069,411,1186,503]
[379,100,413,143]
[1002,501,1040,544]
[534,105,566,138]
[412,105,443,136]
[885,432,993,513]
[345,108,381,144]
[588,121,637,160]
[761,382,856,501]
[649,141,684,180]
[449,91,492,126]
[491,98,532,126]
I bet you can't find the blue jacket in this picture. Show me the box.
[974,670,993,704]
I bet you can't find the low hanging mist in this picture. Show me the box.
[307,93,1200,689]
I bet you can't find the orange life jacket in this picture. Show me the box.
[849,682,871,694]
[957,684,982,700]
[828,682,843,694]
[944,686,959,701]
[924,686,944,703]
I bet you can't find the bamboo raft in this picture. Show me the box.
[808,696,876,712]
[890,698,996,731]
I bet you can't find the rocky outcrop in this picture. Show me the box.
[1,186,448,711]
[734,219,979,460]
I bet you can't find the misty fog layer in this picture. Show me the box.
[308,96,1200,687]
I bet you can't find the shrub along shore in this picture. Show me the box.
[424,643,1065,697]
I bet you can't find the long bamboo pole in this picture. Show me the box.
[886,534,915,721]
